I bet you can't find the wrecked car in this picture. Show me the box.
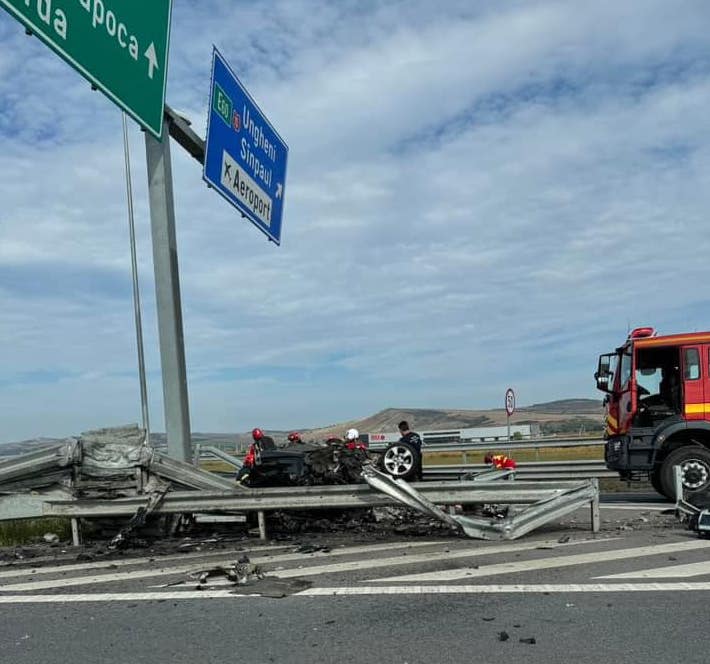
[237,437,422,487]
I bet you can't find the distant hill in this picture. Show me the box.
[521,399,602,415]
[0,399,604,456]
[302,399,603,440]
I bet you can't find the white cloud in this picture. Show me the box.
[1,0,710,440]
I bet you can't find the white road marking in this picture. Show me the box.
[301,582,710,595]
[246,538,609,581]
[0,544,290,580]
[599,504,669,511]
[2,582,710,603]
[597,560,710,579]
[369,540,710,582]
[0,540,448,592]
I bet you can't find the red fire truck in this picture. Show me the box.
[596,327,710,498]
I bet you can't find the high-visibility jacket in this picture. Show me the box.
[486,454,517,470]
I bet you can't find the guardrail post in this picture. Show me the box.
[258,511,267,540]
[590,478,600,533]
[71,518,82,546]
[462,450,468,465]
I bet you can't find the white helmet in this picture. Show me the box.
[346,428,359,441]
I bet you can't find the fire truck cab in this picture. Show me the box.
[596,327,710,498]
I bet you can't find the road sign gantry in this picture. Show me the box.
[204,48,289,245]
[0,0,172,138]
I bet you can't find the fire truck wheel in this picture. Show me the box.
[381,441,421,481]
[650,468,668,498]
[660,446,710,498]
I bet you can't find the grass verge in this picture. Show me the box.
[0,518,71,547]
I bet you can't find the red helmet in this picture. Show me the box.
[287,432,301,443]
[252,427,264,441]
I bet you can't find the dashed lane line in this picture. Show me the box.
[597,560,710,579]
[182,538,612,586]
[369,539,710,583]
[0,540,450,592]
[0,544,290,580]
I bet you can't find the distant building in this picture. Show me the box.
[362,423,540,447]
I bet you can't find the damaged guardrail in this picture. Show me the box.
[1,426,600,544]
[363,467,599,540]
[41,473,599,541]
[0,426,239,528]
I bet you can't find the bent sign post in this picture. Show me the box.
[0,0,172,138]
[204,48,288,244]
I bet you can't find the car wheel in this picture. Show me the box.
[660,446,710,499]
[381,441,420,481]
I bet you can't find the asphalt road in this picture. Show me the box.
[0,499,704,664]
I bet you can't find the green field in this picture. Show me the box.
[424,444,604,465]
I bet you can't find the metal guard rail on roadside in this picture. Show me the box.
[423,460,616,480]
[43,479,591,516]
[43,474,600,541]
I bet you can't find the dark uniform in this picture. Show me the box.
[399,430,422,452]
[398,427,423,480]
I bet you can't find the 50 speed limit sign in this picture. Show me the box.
[505,388,516,417]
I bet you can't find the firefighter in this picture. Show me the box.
[252,427,276,450]
[484,453,517,470]
[345,428,366,451]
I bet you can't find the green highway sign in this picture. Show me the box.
[0,0,172,138]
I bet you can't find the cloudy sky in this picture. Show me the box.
[1,0,710,442]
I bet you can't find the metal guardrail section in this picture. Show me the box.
[43,473,600,541]
[423,460,616,480]
[362,467,599,541]
[365,436,603,452]
[415,438,604,453]
[674,465,702,520]
[0,428,240,523]
[42,479,587,516]
[0,443,77,487]
[149,453,237,492]
[194,445,243,469]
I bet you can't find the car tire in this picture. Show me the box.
[660,446,710,499]
[381,441,421,481]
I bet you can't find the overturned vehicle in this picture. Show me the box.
[236,435,423,487]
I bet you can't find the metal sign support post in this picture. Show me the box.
[145,117,192,462]
[122,113,150,444]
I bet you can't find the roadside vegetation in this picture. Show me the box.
[0,518,71,547]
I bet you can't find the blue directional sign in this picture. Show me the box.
[204,48,288,244]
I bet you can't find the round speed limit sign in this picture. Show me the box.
[505,388,516,417]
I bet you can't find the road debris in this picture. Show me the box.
[189,555,264,587]
[184,554,312,598]
[108,479,170,550]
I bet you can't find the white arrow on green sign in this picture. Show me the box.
[0,0,172,138]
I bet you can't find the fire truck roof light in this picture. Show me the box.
[629,327,656,339]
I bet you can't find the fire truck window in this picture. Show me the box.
[618,351,632,389]
[684,348,700,381]
[636,367,661,396]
